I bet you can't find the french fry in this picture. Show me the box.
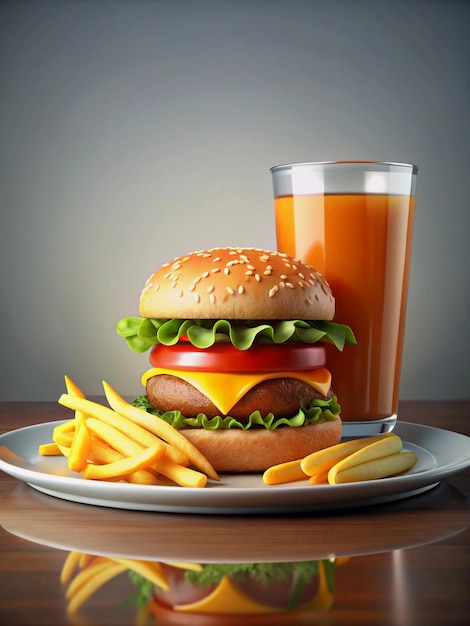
[165,562,203,572]
[308,470,329,485]
[57,444,72,458]
[59,393,188,468]
[159,441,190,467]
[88,435,158,484]
[157,457,208,488]
[67,422,91,472]
[124,468,159,485]
[300,432,397,477]
[329,451,418,484]
[58,394,167,453]
[66,562,126,613]
[52,420,75,447]
[111,558,169,591]
[38,442,62,456]
[102,381,219,481]
[42,377,216,487]
[65,556,110,598]
[60,551,83,584]
[263,459,307,485]
[85,417,150,458]
[82,443,164,480]
[78,553,94,569]
[64,375,86,398]
[54,419,76,434]
[64,376,91,471]
[89,435,127,464]
[327,434,403,477]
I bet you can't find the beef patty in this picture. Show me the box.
[146,374,332,421]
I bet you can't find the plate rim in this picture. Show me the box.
[1,420,469,514]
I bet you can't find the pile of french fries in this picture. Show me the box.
[39,376,219,487]
[263,432,418,485]
[61,550,201,615]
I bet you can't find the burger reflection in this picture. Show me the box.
[61,552,349,625]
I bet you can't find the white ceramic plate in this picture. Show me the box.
[0,421,469,514]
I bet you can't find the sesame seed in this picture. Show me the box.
[280,274,287,280]
[247,264,255,270]
[245,270,254,276]
[202,253,211,258]
[163,272,171,279]
[193,276,201,284]
[255,273,261,281]
[292,264,297,270]
[269,285,278,297]
[177,290,184,298]
[226,286,235,295]
[263,269,272,275]
[297,281,304,288]
[238,285,245,294]
[210,293,216,304]
[172,262,181,270]
[286,282,294,289]
[213,257,221,262]
[224,268,230,275]
[207,285,215,293]
[279,281,285,288]
[306,297,312,305]
[189,284,196,292]
[194,293,200,303]
[154,284,160,291]
[211,268,221,273]
[298,272,305,279]
[201,271,210,278]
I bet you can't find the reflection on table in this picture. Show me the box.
[0,399,469,625]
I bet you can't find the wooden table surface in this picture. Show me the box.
[0,400,469,625]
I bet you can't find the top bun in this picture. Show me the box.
[139,247,335,320]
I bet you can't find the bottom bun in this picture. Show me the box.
[179,420,342,473]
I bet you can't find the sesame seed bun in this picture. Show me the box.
[139,247,335,320]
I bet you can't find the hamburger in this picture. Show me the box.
[116,247,355,473]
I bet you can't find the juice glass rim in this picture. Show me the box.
[270,160,418,173]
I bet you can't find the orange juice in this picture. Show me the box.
[275,193,415,421]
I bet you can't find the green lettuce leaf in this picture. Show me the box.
[132,394,340,430]
[116,317,356,353]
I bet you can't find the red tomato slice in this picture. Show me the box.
[149,342,326,373]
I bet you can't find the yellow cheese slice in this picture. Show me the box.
[141,367,331,415]
[174,575,283,614]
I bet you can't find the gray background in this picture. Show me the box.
[1,0,469,401]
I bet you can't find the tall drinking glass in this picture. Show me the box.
[271,161,418,436]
